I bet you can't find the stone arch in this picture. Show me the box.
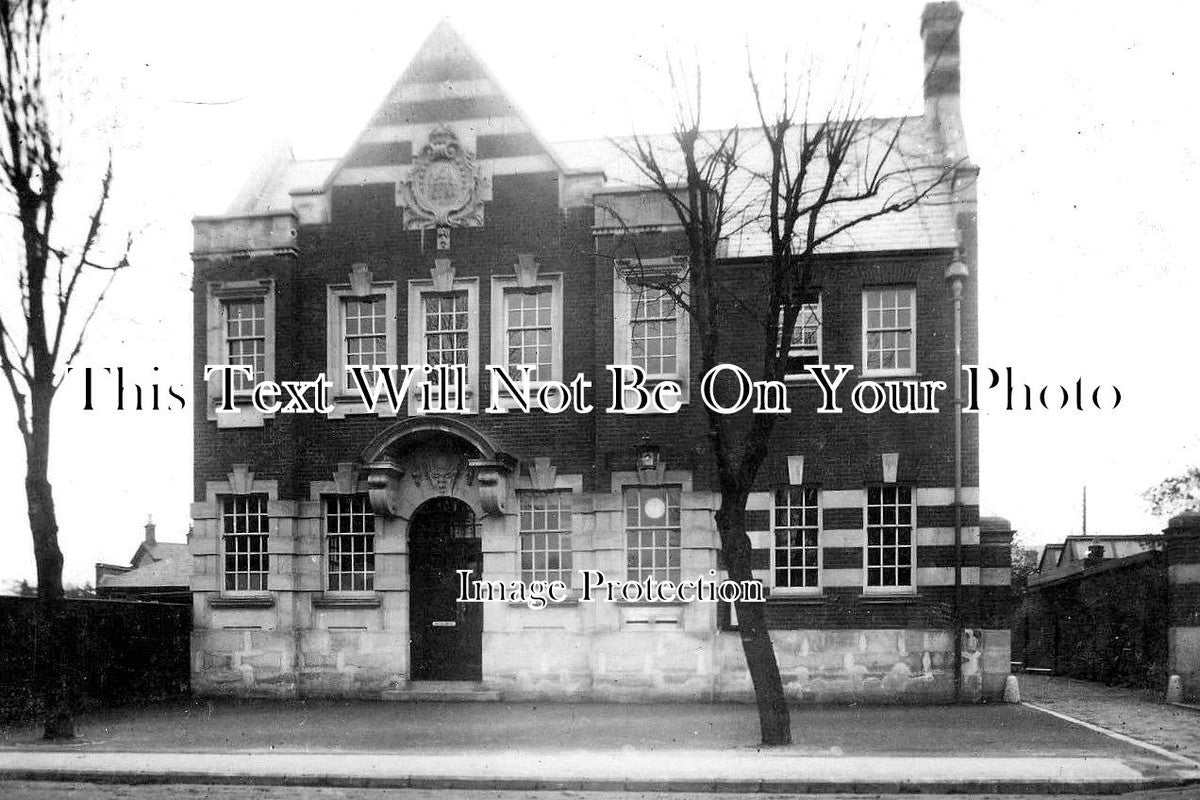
[361,415,502,464]
[360,415,515,518]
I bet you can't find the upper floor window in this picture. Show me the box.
[407,275,479,412]
[424,292,470,367]
[325,494,375,592]
[222,494,269,592]
[505,289,553,379]
[328,281,397,399]
[631,285,678,377]
[863,287,915,376]
[344,297,388,370]
[613,258,690,402]
[224,299,266,391]
[779,294,822,379]
[865,485,914,592]
[490,272,564,396]
[205,280,275,426]
[518,490,572,586]
[773,486,820,591]
[624,485,681,582]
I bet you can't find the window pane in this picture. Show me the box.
[773,486,820,588]
[223,299,266,389]
[865,486,914,588]
[863,288,915,373]
[623,486,682,582]
[518,490,573,585]
[323,494,376,592]
[222,494,269,591]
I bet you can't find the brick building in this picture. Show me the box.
[189,2,1012,702]
[1013,519,1200,702]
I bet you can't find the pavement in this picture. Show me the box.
[5,785,1200,800]
[0,678,1196,794]
[1019,673,1200,763]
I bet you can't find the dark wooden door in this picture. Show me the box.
[409,497,483,681]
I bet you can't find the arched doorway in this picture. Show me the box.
[409,496,483,681]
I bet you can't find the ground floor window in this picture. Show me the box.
[773,486,820,589]
[866,485,914,589]
[222,494,269,591]
[624,485,681,582]
[518,490,572,585]
[325,494,376,592]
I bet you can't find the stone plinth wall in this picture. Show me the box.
[1166,512,1200,701]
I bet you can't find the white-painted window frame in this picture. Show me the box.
[327,282,398,401]
[779,293,822,381]
[770,485,823,595]
[862,286,917,378]
[323,493,377,594]
[406,277,480,413]
[517,488,574,587]
[623,484,683,583]
[612,257,690,405]
[863,484,918,595]
[489,273,563,402]
[220,493,271,594]
[206,280,276,426]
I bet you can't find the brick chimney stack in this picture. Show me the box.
[144,515,156,547]
[921,1,968,163]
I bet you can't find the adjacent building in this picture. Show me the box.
[189,2,1011,702]
[96,519,193,605]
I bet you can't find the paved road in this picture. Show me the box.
[0,700,1164,758]
[4,782,1200,800]
[1019,673,1200,763]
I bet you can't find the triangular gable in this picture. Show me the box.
[327,19,568,193]
[1038,545,1063,573]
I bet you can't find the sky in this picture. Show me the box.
[1,0,1198,586]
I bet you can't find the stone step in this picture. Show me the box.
[381,681,500,702]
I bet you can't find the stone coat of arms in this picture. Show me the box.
[396,126,488,229]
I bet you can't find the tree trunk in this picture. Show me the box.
[717,496,791,745]
[25,405,74,740]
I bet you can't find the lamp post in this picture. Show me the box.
[945,253,969,702]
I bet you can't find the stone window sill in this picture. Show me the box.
[209,595,275,609]
[766,595,825,605]
[860,594,919,605]
[312,595,382,609]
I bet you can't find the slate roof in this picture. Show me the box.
[555,121,958,256]
[1031,534,1163,586]
[229,117,957,257]
[101,542,192,589]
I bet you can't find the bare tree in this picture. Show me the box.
[606,53,964,744]
[1144,467,1200,519]
[0,0,129,739]
[1010,536,1040,591]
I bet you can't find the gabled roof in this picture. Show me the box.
[321,19,570,193]
[219,20,957,257]
[101,543,192,589]
[1037,544,1064,573]
[1031,534,1163,586]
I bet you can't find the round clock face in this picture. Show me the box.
[643,497,667,520]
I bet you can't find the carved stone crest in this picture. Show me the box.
[396,126,487,229]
